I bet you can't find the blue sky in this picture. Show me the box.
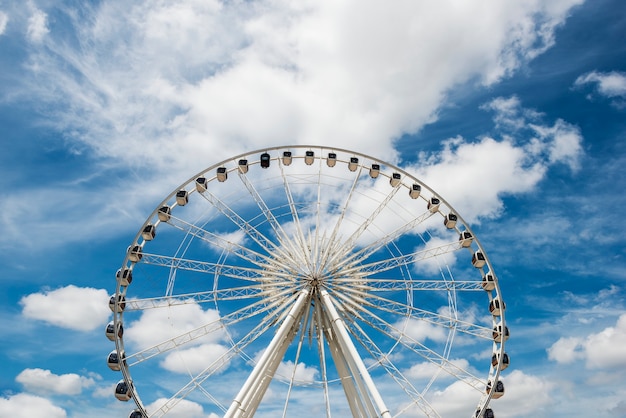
[1,0,626,417]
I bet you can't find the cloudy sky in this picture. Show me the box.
[1,0,626,417]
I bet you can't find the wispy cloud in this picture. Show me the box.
[574,70,626,107]
[26,6,48,43]
[0,11,8,35]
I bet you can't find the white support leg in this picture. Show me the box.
[224,289,311,418]
[319,289,392,418]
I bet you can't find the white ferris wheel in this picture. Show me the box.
[106,145,509,418]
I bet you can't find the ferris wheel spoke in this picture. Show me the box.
[331,213,443,277]
[164,214,280,269]
[138,252,297,285]
[237,169,305,265]
[124,284,291,312]
[343,239,464,277]
[318,160,362,272]
[325,178,402,268]
[334,277,484,292]
[126,288,298,367]
[196,184,295,262]
[278,162,316,271]
[333,288,492,341]
[343,316,440,418]
[331,295,486,391]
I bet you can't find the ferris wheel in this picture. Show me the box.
[106,145,509,418]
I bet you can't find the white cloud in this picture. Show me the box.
[20,285,111,331]
[575,70,626,100]
[125,300,225,351]
[547,313,626,369]
[0,11,8,35]
[0,393,67,418]
[26,7,49,43]
[160,343,231,375]
[405,358,472,380]
[17,0,583,170]
[395,317,448,344]
[145,397,211,418]
[547,336,585,364]
[494,370,554,417]
[275,360,318,383]
[16,368,96,395]
[411,96,583,222]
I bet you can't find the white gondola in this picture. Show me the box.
[129,410,143,418]
[116,268,133,286]
[481,271,495,291]
[195,177,207,192]
[486,380,505,399]
[493,324,510,343]
[141,224,155,241]
[492,352,510,370]
[157,206,171,222]
[127,245,142,262]
[489,299,505,316]
[109,294,126,313]
[305,150,315,165]
[238,159,249,173]
[327,152,337,167]
[444,213,457,229]
[348,157,359,172]
[115,380,133,402]
[459,230,473,247]
[282,151,292,165]
[409,183,421,199]
[107,350,125,371]
[105,321,123,341]
[369,164,380,178]
[428,197,441,213]
[390,172,401,187]
[216,167,227,182]
[175,190,188,206]
[260,152,270,168]
[472,251,486,268]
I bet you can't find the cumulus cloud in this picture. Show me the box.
[26,7,49,43]
[0,393,67,418]
[494,369,554,417]
[20,285,111,331]
[145,397,212,418]
[411,96,583,222]
[395,317,448,343]
[125,300,225,352]
[547,313,626,369]
[0,11,8,35]
[160,343,231,375]
[16,368,96,395]
[574,70,626,106]
[275,360,319,383]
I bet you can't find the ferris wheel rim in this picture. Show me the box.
[107,145,508,418]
